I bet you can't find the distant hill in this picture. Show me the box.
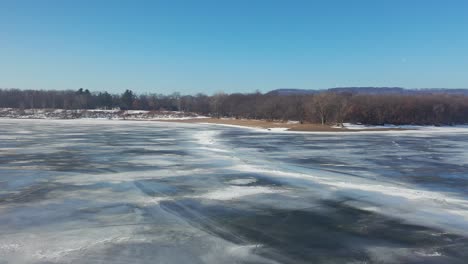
[329,87,406,94]
[268,87,468,95]
[266,88,319,95]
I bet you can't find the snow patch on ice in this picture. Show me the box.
[415,251,443,257]
[193,130,218,145]
[265,127,289,132]
[0,243,21,253]
[194,186,285,201]
[199,123,261,130]
[227,178,257,185]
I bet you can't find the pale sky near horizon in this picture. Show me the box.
[1,0,467,94]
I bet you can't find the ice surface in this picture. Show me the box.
[1,119,468,263]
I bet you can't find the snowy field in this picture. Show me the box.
[1,119,468,263]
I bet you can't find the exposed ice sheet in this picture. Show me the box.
[1,119,468,263]
[228,162,468,235]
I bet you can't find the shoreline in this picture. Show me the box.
[2,117,468,134]
[0,116,400,132]
[1,108,459,133]
[144,118,406,132]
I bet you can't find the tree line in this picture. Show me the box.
[1,88,468,125]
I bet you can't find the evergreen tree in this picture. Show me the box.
[121,89,135,110]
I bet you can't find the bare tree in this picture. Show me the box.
[312,93,335,125]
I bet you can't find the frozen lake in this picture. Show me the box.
[1,119,468,263]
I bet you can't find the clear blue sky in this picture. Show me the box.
[1,0,467,94]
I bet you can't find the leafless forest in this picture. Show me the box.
[1,88,468,125]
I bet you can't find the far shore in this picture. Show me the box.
[160,118,406,132]
[4,116,467,133]
[0,108,433,132]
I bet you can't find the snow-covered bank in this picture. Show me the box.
[0,108,208,120]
